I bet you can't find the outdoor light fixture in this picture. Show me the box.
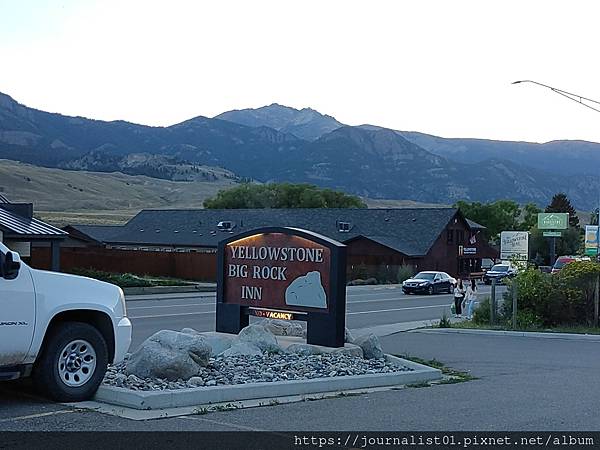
[512,80,600,113]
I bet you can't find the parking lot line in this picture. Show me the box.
[178,414,266,431]
[0,409,75,423]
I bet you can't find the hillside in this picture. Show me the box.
[0,160,237,224]
[398,131,600,177]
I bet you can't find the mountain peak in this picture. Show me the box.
[0,91,19,110]
[215,104,343,141]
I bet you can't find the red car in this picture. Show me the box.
[551,256,577,274]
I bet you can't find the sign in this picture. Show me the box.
[216,227,347,347]
[250,309,296,321]
[537,213,569,230]
[543,231,562,237]
[463,247,477,255]
[500,231,529,261]
[585,225,598,256]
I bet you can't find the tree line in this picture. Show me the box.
[455,193,582,265]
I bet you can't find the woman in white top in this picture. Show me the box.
[453,279,465,317]
[464,278,478,319]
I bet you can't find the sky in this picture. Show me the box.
[1,0,600,143]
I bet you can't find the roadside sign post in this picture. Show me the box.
[512,280,518,330]
[537,213,568,266]
[490,278,496,325]
[216,227,347,347]
[595,275,599,328]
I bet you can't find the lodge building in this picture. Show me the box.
[32,208,499,281]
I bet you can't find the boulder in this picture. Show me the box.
[262,319,305,337]
[180,329,235,357]
[238,324,281,353]
[331,345,364,358]
[221,342,262,357]
[344,327,355,344]
[354,333,385,359]
[286,343,323,356]
[126,330,211,381]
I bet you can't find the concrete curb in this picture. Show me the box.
[122,284,216,295]
[415,328,600,342]
[94,355,441,410]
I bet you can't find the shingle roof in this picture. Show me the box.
[69,225,124,243]
[76,208,460,257]
[0,207,67,238]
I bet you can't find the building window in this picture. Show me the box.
[457,230,465,243]
[447,229,454,244]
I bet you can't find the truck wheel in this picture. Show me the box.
[32,322,108,402]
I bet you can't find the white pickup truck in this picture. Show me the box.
[0,242,131,401]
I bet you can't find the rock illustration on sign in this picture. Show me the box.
[285,271,327,308]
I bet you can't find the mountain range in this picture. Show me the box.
[1,91,600,209]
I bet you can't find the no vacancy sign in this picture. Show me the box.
[216,227,347,347]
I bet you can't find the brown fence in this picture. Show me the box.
[31,247,217,282]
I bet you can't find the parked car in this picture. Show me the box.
[402,271,456,295]
[551,255,589,274]
[0,242,132,402]
[483,264,517,284]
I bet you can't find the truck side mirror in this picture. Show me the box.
[2,251,21,280]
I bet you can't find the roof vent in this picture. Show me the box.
[217,221,236,232]
[338,221,352,233]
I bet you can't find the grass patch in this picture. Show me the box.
[398,354,477,384]
[406,382,430,388]
[69,268,196,288]
[450,320,600,335]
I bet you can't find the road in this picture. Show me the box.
[126,284,506,349]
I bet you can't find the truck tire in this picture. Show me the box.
[32,322,109,402]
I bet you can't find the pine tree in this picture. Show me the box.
[545,193,579,228]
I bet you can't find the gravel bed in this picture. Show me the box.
[103,353,412,391]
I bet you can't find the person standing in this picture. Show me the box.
[464,278,478,319]
[453,278,465,318]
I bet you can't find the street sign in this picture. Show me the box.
[537,213,569,230]
[500,231,529,261]
[543,231,562,237]
[585,225,598,256]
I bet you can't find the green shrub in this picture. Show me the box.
[438,313,452,328]
[503,262,600,327]
[397,264,414,284]
[515,310,543,329]
[473,297,491,325]
[348,263,370,281]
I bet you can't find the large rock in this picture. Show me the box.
[262,319,305,337]
[331,345,364,358]
[344,327,355,344]
[238,324,281,353]
[286,343,323,356]
[354,333,385,359]
[221,342,262,357]
[126,330,211,381]
[180,329,234,357]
